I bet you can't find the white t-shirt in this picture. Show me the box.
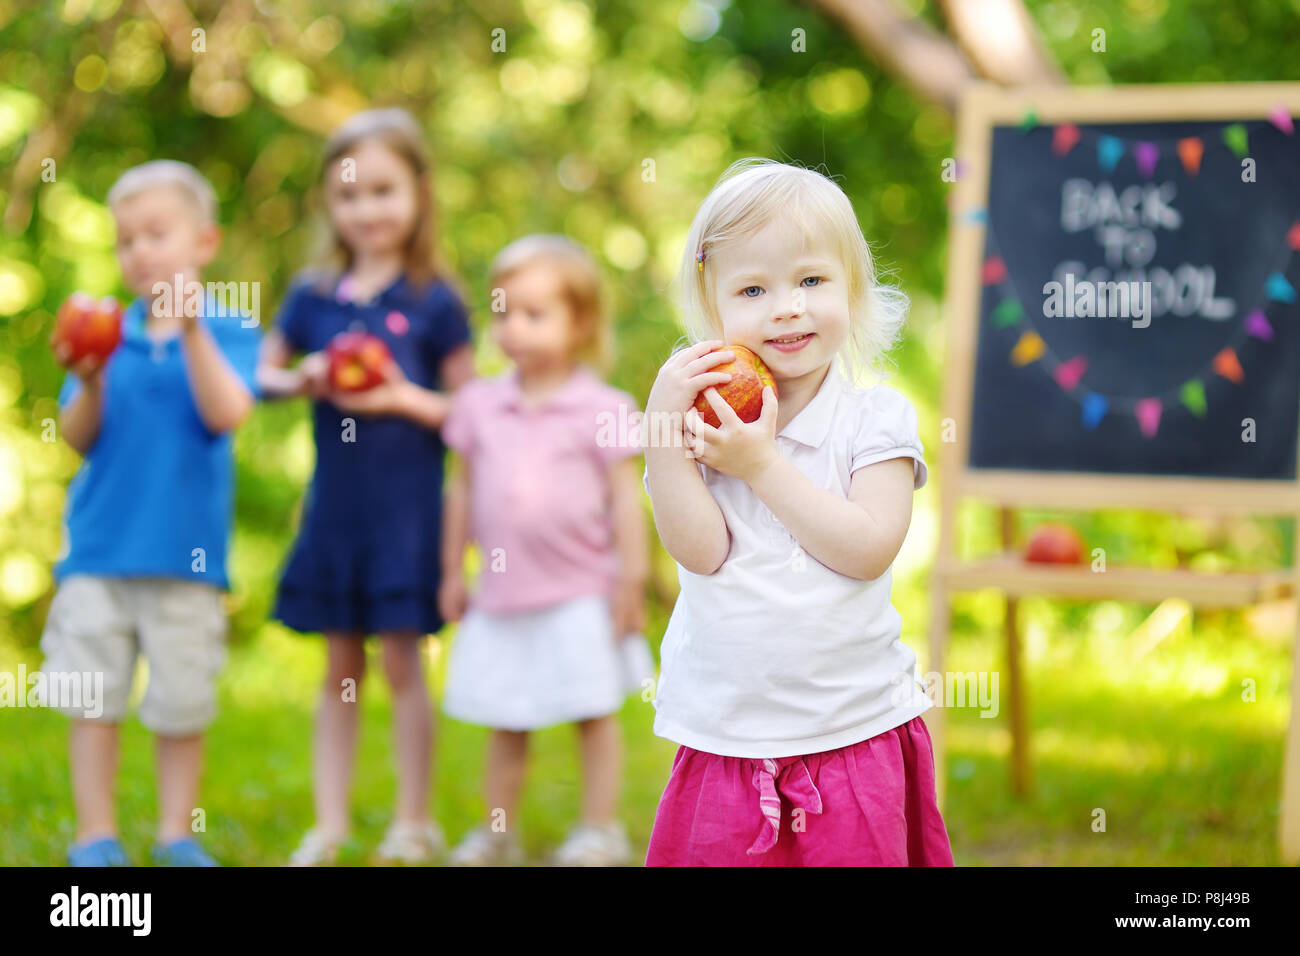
[643,357,932,758]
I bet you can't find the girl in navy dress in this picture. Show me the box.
[256,108,475,865]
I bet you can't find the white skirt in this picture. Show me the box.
[442,592,656,731]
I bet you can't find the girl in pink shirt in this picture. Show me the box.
[439,234,652,866]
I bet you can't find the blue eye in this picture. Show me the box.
[741,286,762,297]
[801,276,822,287]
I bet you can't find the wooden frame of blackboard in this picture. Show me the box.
[930,81,1300,864]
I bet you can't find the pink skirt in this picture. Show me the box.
[644,715,954,866]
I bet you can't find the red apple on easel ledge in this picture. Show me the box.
[327,331,393,392]
[53,292,123,364]
[692,344,778,428]
[1024,523,1086,564]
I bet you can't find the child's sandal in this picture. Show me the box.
[447,825,525,866]
[374,821,446,864]
[286,828,346,867]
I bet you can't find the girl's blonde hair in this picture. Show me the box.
[315,107,451,291]
[489,234,613,377]
[677,157,908,386]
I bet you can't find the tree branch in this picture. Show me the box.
[800,0,977,113]
[800,0,1065,113]
[937,0,1066,86]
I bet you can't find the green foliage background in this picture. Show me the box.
[0,0,1297,864]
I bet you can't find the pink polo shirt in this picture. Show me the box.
[441,364,643,615]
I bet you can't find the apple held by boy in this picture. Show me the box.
[692,344,778,428]
[327,331,394,392]
[52,292,123,364]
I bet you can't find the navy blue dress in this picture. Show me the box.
[272,271,472,636]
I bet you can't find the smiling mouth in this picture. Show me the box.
[766,332,814,344]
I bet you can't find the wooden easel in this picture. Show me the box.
[929,82,1300,863]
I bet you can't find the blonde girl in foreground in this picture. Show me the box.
[641,159,953,866]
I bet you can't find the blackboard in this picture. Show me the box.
[969,117,1300,480]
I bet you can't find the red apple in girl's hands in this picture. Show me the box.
[52,292,123,365]
[692,344,778,428]
[327,331,393,392]
[1025,523,1086,564]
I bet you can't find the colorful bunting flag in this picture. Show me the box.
[1268,105,1294,135]
[1134,141,1159,177]
[1019,109,1038,133]
[1179,380,1207,417]
[1098,135,1124,172]
[992,298,1023,328]
[1048,121,1285,176]
[1212,348,1244,384]
[1221,123,1249,157]
[1053,356,1088,390]
[1176,137,1204,175]
[1265,271,1296,302]
[1081,393,1108,431]
[1052,124,1080,156]
[1010,330,1044,366]
[981,255,1007,284]
[1244,309,1274,341]
[1135,399,1162,438]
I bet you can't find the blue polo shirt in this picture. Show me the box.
[55,297,261,589]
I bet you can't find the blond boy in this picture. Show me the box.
[43,160,259,866]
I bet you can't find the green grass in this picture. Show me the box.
[0,623,678,867]
[0,601,1292,865]
[934,599,1292,865]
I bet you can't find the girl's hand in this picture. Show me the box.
[686,384,780,484]
[438,573,469,623]
[325,356,409,416]
[298,351,331,399]
[610,576,647,639]
[645,339,735,427]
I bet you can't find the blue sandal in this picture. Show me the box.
[68,836,129,867]
[151,837,218,867]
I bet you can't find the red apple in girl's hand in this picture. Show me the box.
[692,344,778,428]
[327,331,393,392]
[53,292,122,364]
[1025,523,1086,564]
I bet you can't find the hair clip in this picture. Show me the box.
[696,246,705,272]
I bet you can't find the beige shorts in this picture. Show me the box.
[39,575,228,735]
